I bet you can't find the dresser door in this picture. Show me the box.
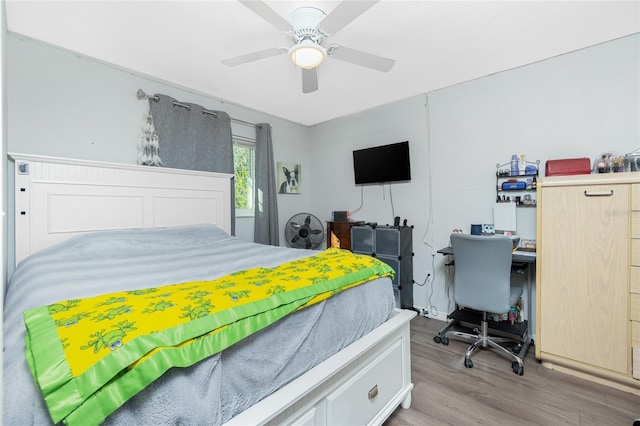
[540,183,629,374]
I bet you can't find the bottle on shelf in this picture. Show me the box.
[511,154,519,176]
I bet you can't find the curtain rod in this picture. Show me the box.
[136,89,257,128]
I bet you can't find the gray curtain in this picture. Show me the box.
[149,94,235,234]
[254,123,279,245]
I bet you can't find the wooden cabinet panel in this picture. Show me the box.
[539,184,629,374]
[632,212,640,239]
[632,183,640,383]
[632,294,640,322]
[633,239,640,267]
[326,221,364,250]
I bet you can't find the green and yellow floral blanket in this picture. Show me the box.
[24,248,393,425]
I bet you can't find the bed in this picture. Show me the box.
[4,153,416,425]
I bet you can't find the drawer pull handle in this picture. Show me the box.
[584,190,613,197]
[368,384,378,400]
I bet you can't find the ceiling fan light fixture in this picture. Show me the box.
[289,39,326,70]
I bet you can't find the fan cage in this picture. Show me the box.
[285,213,325,250]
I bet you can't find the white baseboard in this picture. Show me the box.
[413,305,449,322]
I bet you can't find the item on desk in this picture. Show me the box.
[624,147,640,171]
[509,306,518,325]
[494,202,517,233]
[331,210,350,221]
[518,154,526,175]
[470,224,482,235]
[546,157,591,176]
[482,224,495,235]
[520,238,536,249]
[510,154,519,176]
[593,152,624,173]
[611,156,624,172]
[502,181,526,190]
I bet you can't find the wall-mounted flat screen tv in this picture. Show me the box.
[353,141,411,185]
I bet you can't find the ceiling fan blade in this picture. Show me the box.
[239,0,292,32]
[301,68,319,93]
[319,0,378,36]
[221,47,286,66]
[329,45,395,72]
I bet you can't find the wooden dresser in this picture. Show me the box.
[326,221,364,250]
[632,182,640,380]
[536,172,639,395]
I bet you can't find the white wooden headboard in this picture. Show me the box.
[10,153,233,266]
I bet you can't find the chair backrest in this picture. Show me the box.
[450,233,514,314]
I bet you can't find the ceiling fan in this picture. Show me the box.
[221,0,395,93]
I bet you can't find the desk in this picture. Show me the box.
[437,246,536,342]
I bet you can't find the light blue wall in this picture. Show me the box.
[1,3,7,421]
[5,32,639,318]
[6,33,316,253]
[308,33,639,318]
[307,94,433,310]
[427,33,639,319]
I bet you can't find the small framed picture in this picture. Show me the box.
[277,162,301,194]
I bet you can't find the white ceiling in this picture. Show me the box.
[5,1,640,126]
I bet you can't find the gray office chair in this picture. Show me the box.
[439,233,525,375]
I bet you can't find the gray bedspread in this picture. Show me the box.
[3,224,395,425]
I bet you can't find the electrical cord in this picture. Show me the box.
[351,185,364,215]
[389,183,395,221]
[414,255,439,317]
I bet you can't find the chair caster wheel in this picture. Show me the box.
[441,336,449,345]
[512,362,524,376]
[464,358,473,368]
[433,335,441,344]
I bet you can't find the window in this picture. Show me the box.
[233,138,255,217]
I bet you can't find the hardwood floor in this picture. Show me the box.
[384,316,640,426]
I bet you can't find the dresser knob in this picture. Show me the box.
[368,384,378,400]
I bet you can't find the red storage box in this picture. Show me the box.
[545,158,591,176]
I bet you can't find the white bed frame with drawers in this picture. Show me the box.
[9,153,415,425]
